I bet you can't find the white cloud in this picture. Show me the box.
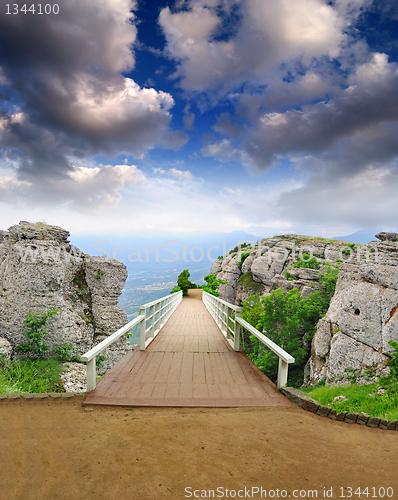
[159,0,349,93]
[169,167,193,180]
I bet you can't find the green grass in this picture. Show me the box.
[302,377,398,421]
[0,356,66,394]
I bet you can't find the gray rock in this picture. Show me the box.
[210,260,222,275]
[0,337,12,359]
[279,386,319,408]
[360,264,398,291]
[0,221,131,371]
[367,417,381,428]
[357,412,370,425]
[326,332,389,384]
[345,412,358,424]
[376,232,398,242]
[317,406,331,417]
[327,409,337,420]
[336,411,347,421]
[287,268,320,280]
[302,400,320,413]
[379,419,389,430]
[387,420,397,430]
[241,252,257,274]
[251,248,289,286]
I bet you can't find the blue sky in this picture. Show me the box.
[0,0,397,238]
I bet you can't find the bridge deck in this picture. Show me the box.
[84,289,291,407]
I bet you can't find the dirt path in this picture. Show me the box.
[1,396,397,500]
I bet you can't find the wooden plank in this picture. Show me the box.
[179,383,193,399]
[154,352,173,383]
[209,353,226,384]
[137,382,155,399]
[164,383,179,399]
[193,352,206,384]
[139,352,164,383]
[203,353,214,384]
[179,352,193,383]
[84,289,292,408]
[166,352,183,383]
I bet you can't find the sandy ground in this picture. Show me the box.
[1,396,397,500]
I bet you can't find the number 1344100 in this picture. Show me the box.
[5,4,59,14]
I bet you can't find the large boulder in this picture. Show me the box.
[307,240,398,385]
[0,221,131,369]
[207,233,398,386]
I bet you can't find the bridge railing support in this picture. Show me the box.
[202,291,294,388]
[202,291,242,352]
[81,290,183,392]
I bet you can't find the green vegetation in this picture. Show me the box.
[239,252,250,266]
[0,356,65,393]
[171,269,197,296]
[96,353,108,368]
[237,271,265,293]
[202,274,228,297]
[53,344,81,363]
[387,340,398,379]
[0,309,88,394]
[94,269,104,280]
[302,376,398,421]
[293,252,320,270]
[15,309,59,358]
[285,252,320,280]
[301,341,398,420]
[229,242,251,255]
[242,262,339,386]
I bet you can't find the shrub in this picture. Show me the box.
[241,262,339,386]
[387,340,398,380]
[54,344,81,363]
[15,309,59,359]
[239,252,250,266]
[202,274,228,297]
[293,252,320,270]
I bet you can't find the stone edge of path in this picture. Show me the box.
[280,387,397,431]
[0,392,87,400]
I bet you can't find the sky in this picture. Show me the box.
[0,0,397,238]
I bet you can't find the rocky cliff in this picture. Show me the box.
[0,221,131,373]
[211,233,398,385]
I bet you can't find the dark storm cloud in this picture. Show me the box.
[0,0,187,206]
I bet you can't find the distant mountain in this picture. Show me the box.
[70,229,260,275]
[332,229,379,244]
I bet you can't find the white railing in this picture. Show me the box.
[202,290,242,352]
[202,291,294,388]
[81,290,183,392]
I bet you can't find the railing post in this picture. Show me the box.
[140,306,146,350]
[149,304,155,338]
[233,309,241,352]
[226,305,231,339]
[86,358,96,392]
[277,358,288,388]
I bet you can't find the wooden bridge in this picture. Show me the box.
[83,289,293,408]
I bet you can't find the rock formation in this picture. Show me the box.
[211,233,398,385]
[0,221,131,373]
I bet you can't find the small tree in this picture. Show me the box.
[172,269,197,296]
[16,309,59,359]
